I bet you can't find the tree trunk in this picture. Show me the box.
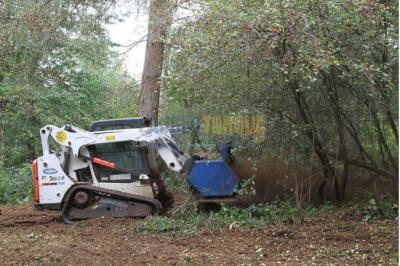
[289,80,340,201]
[139,0,174,126]
[322,67,349,200]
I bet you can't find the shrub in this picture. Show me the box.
[363,195,398,222]
[0,164,33,204]
[134,199,321,235]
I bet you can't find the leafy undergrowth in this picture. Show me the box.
[135,197,398,236]
[345,195,399,222]
[0,164,32,204]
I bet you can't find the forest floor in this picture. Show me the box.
[0,194,398,265]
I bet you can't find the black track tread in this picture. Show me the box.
[61,184,162,223]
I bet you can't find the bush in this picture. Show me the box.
[362,195,398,222]
[162,168,190,193]
[0,164,33,204]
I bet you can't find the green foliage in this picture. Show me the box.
[162,170,190,193]
[136,197,398,236]
[237,175,256,195]
[0,164,32,204]
[319,201,335,214]
[0,1,140,204]
[213,201,318,228]
[0,0,139,168]
[135,213,208,236]
[362,195,398,222]
[0,0,398,204]
[164,0,399,198]
[135,200,321,235]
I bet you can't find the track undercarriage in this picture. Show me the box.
[61,185,162,223]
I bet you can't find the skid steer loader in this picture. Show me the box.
[32,118,239,223]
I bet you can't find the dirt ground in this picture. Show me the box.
[0,201,398,265]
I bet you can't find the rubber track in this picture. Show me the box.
[61,184,162,224]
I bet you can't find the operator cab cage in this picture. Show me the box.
[89,117,152,132]
[88,117,153,182]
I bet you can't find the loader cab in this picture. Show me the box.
[88,118,153,183]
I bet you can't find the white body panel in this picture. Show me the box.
[37,154,75,204]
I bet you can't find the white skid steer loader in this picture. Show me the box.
[32,118,239,223]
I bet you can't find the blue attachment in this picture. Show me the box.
[187,160,239,198]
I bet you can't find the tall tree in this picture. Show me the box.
[139,0,174,125]
[0,0,133,166]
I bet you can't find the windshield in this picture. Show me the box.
[88,141,150,182]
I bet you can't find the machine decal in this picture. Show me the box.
[55,130,67,143]
[42,182,57,186]
[105,134,116,141]
[43,168,58,175]
[49,176,64,181]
